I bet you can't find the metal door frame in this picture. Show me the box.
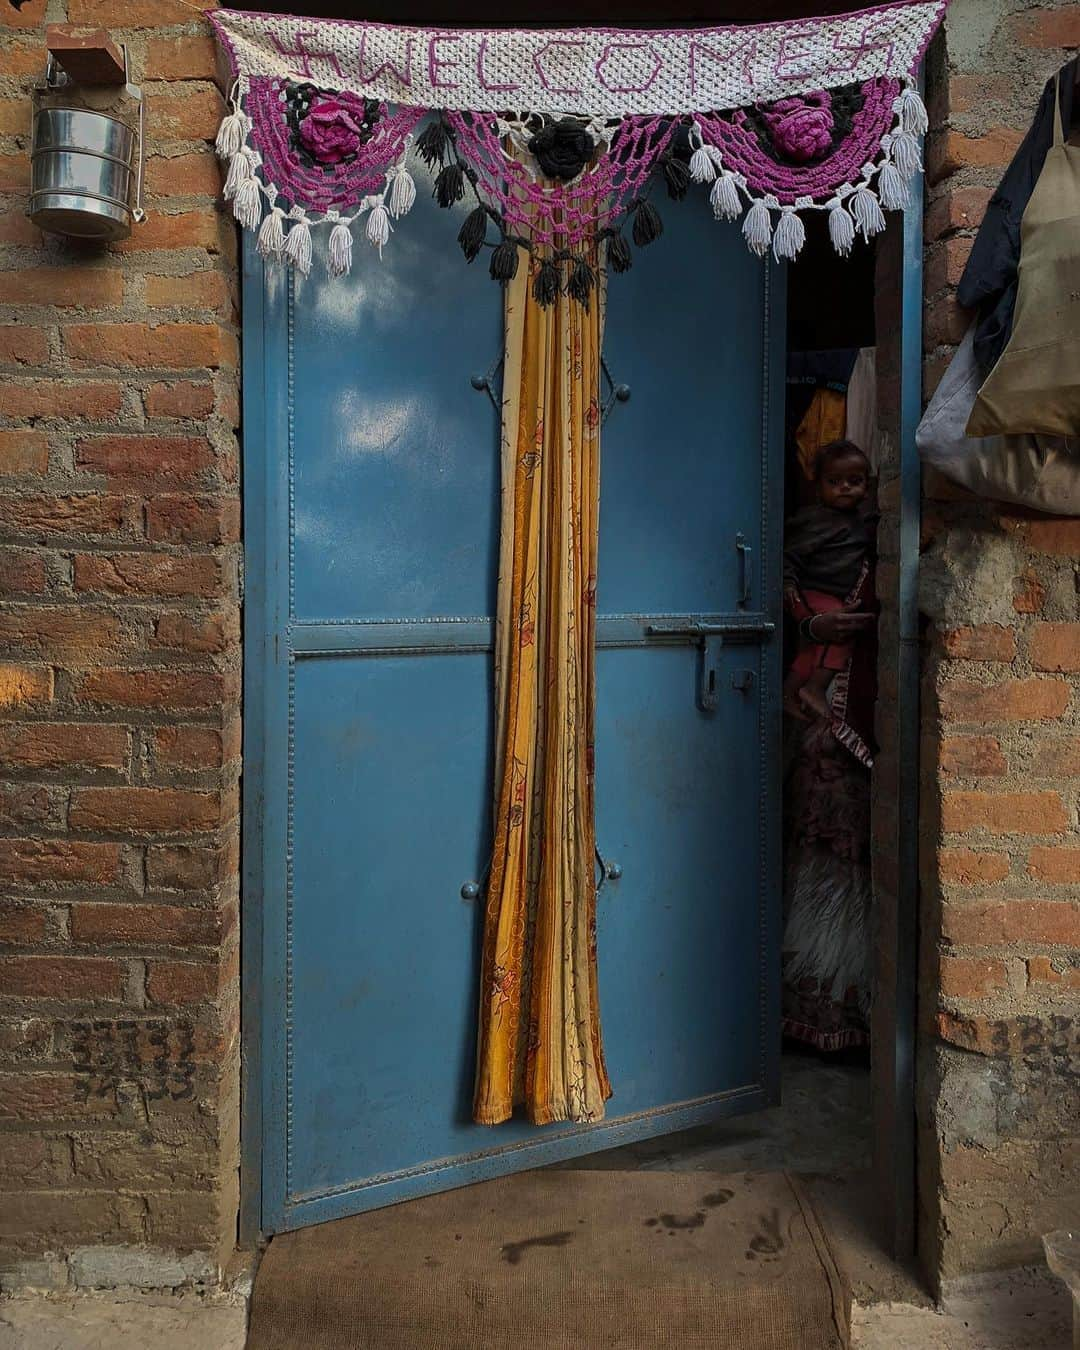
[238,211,920,1242]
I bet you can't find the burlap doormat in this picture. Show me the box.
[246,1170,851,1350]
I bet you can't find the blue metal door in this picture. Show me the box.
[243,165,785,1235]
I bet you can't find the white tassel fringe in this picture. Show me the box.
[223,147,255,201]
[327,221,353,278]
[742,198,772,257]
[877,161,908,212]
[257,206,286,260]
[772,208,806,262]
[710,172,741,221]
[899,85,929,137]
[828,202,856,257]
[891,129,922,179]
[215,109,246,159]
[366,202,391,256]
[850,186,886,241]
[388,165,417,219]
[283,217,313,276]
[232,177,262,232]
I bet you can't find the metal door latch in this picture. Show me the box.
[645,619,773,714]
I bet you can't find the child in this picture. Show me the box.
[783,441,876,720]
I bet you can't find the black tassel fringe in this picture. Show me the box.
[533,258,561,306]
[433,163,466,208]
[566,256,596,307]
[662,155,690,200]
[606,233,632,273]
[631,199,663,247]
[416,119,450,168]
[489,238,520,283]
[457,206,488,262]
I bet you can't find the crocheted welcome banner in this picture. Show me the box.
[210,1,946,301]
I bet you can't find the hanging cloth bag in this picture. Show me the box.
[918,325,1080,513]
[967,76,1080,438]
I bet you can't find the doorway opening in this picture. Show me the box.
[548,215,917,1297]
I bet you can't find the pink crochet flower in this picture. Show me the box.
[765,94,834,164]
[299,94,365,164]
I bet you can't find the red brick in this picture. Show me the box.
[938,736,1007,778]
[144,34,218,80]
[0,382,124,422]
[0,1072,116,1121]
[940,955,1008,999]
[0,608,123,659]
[76,434,213,482]
[0,211,45,247]
[68,0,210,21]
[1012,10,1080,48]
[941,625,1017,663]
[927,128,1026,185]
[0,783,63,831]
[1028,847,1080,885]
[0,268,123,309]
[69,787,224,835]
[0,956,123,1001]
[146,841,234,892]
[1023,519,1080,556]
[937,678,1069,723]
[153,609,239,655]
[936,1011,986,1053]
[0,1017,52,1060]
[145,152,223,197]
[925,186,993,241]
[146,496,239,545]
[0,493,128,538]
[1026,956,1080,992]
[0,839,120,887]
[144,271,234,314]
[149,87,224,143]
[0,663,53,709]
[78,668,237,712]
[146,959,221,1007]
[116,209,235,256]
[0,548,47,593]
[152,725,227,772]
[0,430,49,476]
[71,902,222,947]
[64,324,235,371]
[0,722,127,773]
[0,902,47,946]
[942,791,1068,836]
[0,329,48,368]
[925,237,974,296]
[1013,568,1047,615]
[0,0,44,28]
[0,98,30,136]
[1030,623,1080,674]
[924,295,970,349]
[143,381,215,420]
[1031,739,1080,778]
[938,848,1011,886]
[942,899,1080,948]
[0,153,28,192]
[0,44,39,76]
[73,552,223,599]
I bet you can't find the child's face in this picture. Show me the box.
[817,453,869,512]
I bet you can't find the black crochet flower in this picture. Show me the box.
[528,118,595,181]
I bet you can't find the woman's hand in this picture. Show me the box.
[807,606,876,643]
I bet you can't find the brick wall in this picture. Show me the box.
[919,2,1080,1283]
[0,0,240,1285]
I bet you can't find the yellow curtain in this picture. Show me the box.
[795,385,847,482]
[473,247,611,1127]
